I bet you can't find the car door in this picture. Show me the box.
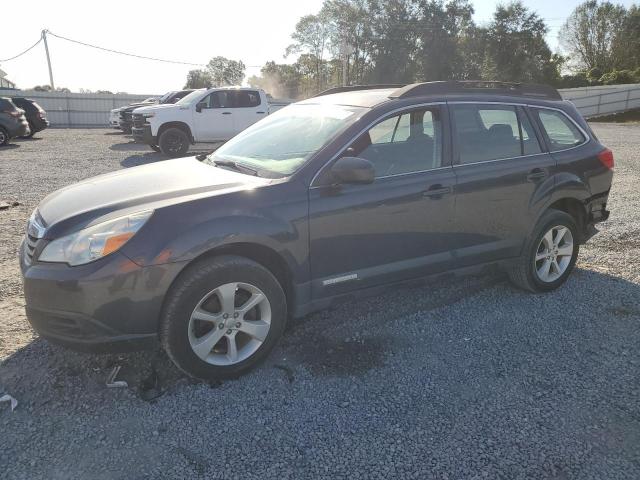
[449,102,555,266]
[308,105,457,300]
[193,91,235,142]
[230,90,267,133]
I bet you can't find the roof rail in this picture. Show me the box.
[389,81,562,100]
[313,84,405,97]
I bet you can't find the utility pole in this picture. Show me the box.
[42,29,55,90]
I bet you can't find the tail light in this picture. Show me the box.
[3,110,21,118]
[597,148,614,169]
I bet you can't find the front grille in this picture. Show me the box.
[120,111,132,122]
[132,113,147,128]
[24,211,46,265]
[24,233,38,264]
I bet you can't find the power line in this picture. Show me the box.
[0,37,43,62]
[45,30,207,67]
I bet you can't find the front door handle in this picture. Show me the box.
[256,111,266,114]
[526,169,547,182]
[423,185,452,198]
[222,112,232,115]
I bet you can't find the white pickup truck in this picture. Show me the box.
[132,87,289,157]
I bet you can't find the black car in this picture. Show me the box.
[20,81,613,380]
[119,89,194,133]
[10,97,49,138]
[0,97,30,146]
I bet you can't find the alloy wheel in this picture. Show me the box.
[188,282,272,366]
[534,225,574,283]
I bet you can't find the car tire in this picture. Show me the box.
[150,144,161,152]
[0,127,8,146]
[508,209,579,292]
[158,128,190,157]
[160,255,287,380]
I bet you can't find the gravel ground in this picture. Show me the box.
[0,127,639,479]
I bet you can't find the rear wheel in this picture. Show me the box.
[508,209,579,292]
[0,127,8,146]
[161,256,287,380]
[159,128,189,157]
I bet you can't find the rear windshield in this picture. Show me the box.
[0,98,17,110]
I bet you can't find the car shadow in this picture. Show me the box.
[2,267,638,407]
[110,141,150,152]
[104,131,126,136]
[0,144,20,150]
[121,152,168,168]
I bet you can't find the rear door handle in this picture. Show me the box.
[423,185,452,198]
[222,112,232,115]
[526,169,547,182]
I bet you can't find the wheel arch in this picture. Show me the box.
[164,242,295,317]
[158,121,194,143]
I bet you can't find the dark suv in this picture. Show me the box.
[20,81,613,380]
[10,97,49,137]
[0,97,30,146]
[119,90,194,133]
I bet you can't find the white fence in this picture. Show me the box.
[2,84,639,127]
[0,89,156,127]
[559,83,640,118]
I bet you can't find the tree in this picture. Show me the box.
[184,69,212,89]
[614,5,640,70]
[286,14,331,90]
[367,0,420,84]
[559,1,627,72]
[416,0,477,81]
[206,57,246,87]
[482,1,560,83]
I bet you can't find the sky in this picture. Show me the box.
[1,0,637,94]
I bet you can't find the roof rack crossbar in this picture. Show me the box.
[389,81,562,100]
[313,84,406,97]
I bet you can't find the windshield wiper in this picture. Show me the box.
[212,159,259,176]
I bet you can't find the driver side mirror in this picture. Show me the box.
[330,156,375,185]
[195,102,207,113]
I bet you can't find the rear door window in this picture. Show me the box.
[232,90,262,108]
[534,109,586,151]
[452,104,542,164]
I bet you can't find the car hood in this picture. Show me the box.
[38,157,269,237]
[133,104,184,115]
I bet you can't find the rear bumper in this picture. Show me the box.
[581,191,610,242]
[6,118,30,138]
[132,125,155,145]
[29,117,49,133]
[20,242,188,353]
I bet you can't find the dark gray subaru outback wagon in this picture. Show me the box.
[20,81,613,379]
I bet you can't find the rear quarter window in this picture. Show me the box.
[534,109,586,151]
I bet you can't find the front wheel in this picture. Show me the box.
[160,256,287,380]
[508,209,579,292]
[0,127,8,146]
[158,128,189,157]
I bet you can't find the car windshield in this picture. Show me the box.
[176,90,206,106]
[206,103,364,176]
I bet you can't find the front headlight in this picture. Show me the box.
[143,113,155,118]
[39,211,153,266]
